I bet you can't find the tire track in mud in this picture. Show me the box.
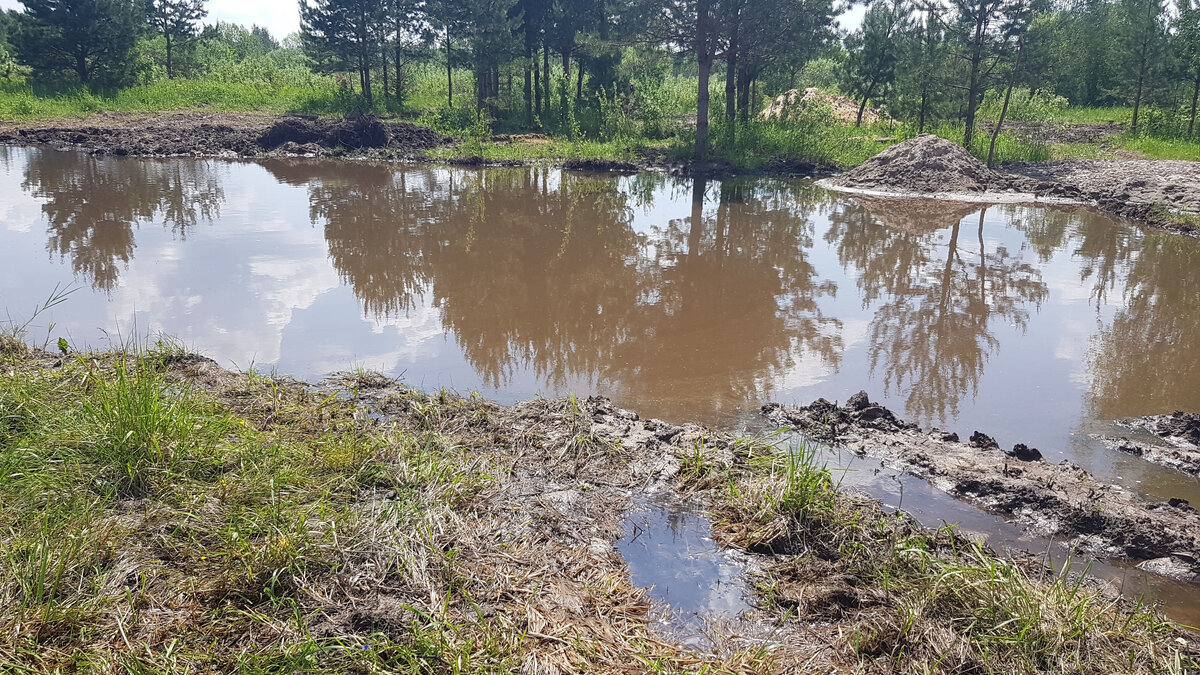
[764,392,1200,582]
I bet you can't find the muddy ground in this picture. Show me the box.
[823,133,1200,235]
[0,111,447,160]
[1097,412,1200,477]
[764,392,1200,583]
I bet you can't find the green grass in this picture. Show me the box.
[1119,134,1200,161]
[688,435,1198,673]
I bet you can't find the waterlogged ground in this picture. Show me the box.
[1,147,1198,518]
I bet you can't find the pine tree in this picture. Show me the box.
[146,0,208,78]
[1175,0,1200,136]
[14,0,141,87]
[301,0,384,104]
[841,0,915,126]
[1118,0,1168,133]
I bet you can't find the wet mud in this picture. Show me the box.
[1100,412,1200,477]
[0,112,447,159]
[764,393,1200,582]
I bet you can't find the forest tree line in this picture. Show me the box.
[2,0,1198,153]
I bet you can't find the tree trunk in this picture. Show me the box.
[918,84,929,132]
[576,56,584,101]
[165,34,174,79]
[1189,71,1200,137]
[445,27,453,107]
[987,41,1023,168]
[381,48,390,101]
[524,47,533,125]
[395,42,403,101]
[75,51,89,84]
[725,15,738,122]
[737,69,751,123]
[963,20,985,148]
[695,0,713,160]
[543,47,551,119]
[1131,67,1145,133]
[856,81,876,127]
[560,50,571,124]
[534,48,542,118]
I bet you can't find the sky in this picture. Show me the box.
[1,0,865,45]
[0,0,303,39]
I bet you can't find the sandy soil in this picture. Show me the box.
[1004,159,1200,232]
[764,392,1200,583]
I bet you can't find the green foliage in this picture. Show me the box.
[12,0,142,89]
[978,88,1068,122]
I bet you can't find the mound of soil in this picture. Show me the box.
[764,393,1200,581]
[257,116,446,151]
[826,134,1004,194]
[760,88,882,125]
[0,112,448,159]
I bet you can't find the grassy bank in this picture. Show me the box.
[0,339,1194,672]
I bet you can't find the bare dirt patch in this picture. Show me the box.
[1004,159,1200,233]
[0,112,448,159]
[764,392,1200,583]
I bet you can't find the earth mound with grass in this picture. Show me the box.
[759,87,882,125]
[825,133,1005,194]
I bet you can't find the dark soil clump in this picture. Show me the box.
[1102,412,1200,476]
[257,116,445,151]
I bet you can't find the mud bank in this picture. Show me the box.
[821,134,1200,236]
[764,393,1200,582]
[3,345,1194,672]
[0,111,447,159]
[1100,412,1200,477]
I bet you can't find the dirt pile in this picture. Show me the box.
[825,134,1005,194]
[764,393,1200,581]
[0,113,448,159]
[759,87,883,125]
[257,116,446,151]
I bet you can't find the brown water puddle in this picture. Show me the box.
[2,146,1199,620]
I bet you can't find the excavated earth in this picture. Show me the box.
[0,111,447,159]
[764,393,1200,583]
[823,133,1200,235]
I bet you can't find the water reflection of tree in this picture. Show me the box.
[829,202,1048,425]
[1088,233,1200,418]
[609,178,842,418]
[1007,205,1138,304]
[24,150,223,291]
[307,166,842,419]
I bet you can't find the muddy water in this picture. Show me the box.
[2,147,1199,600]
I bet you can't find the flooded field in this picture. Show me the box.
[2,147,1198,574]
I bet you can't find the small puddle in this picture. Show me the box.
[616,497,754,649]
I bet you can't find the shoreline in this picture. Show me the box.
[0,342,1197,671]
[2,110,1198,237]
